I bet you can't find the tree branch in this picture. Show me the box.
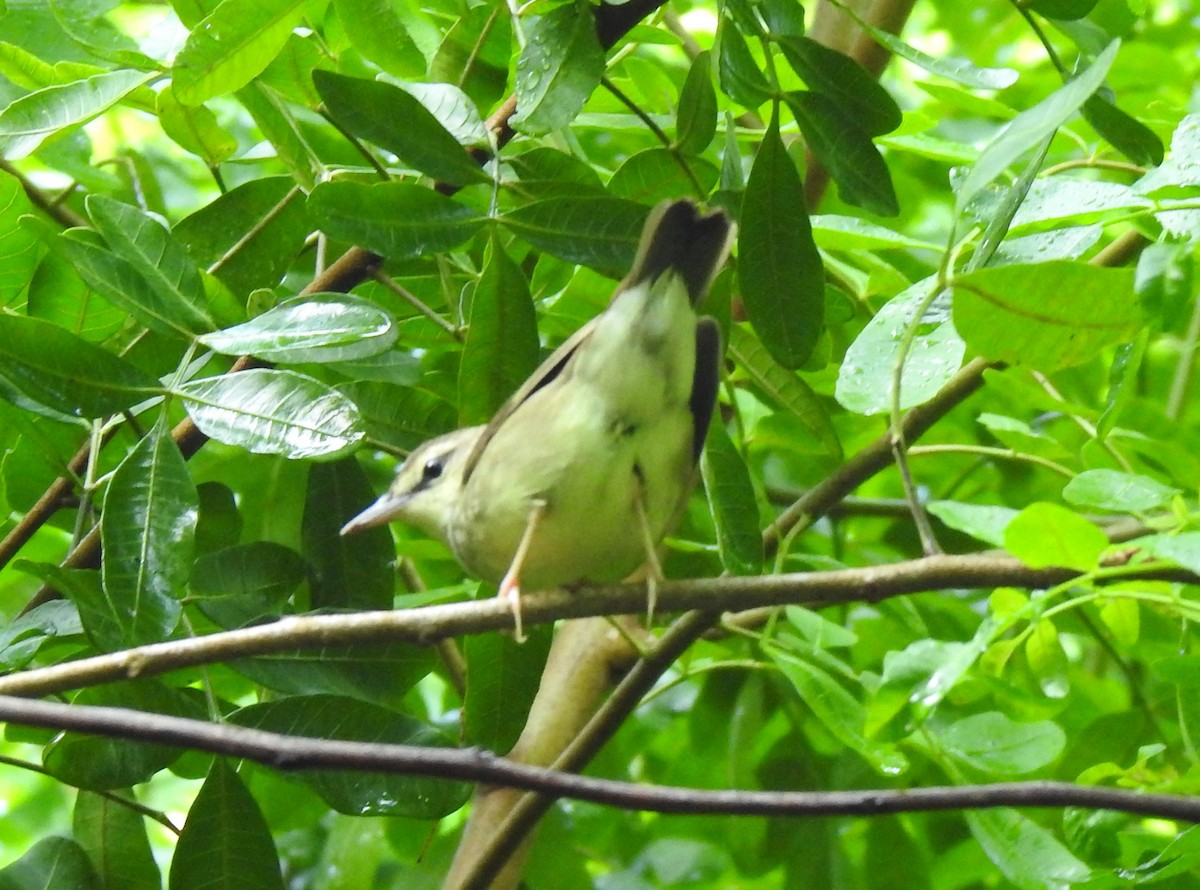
[0,694,1196,823]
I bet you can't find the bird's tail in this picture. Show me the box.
[622,200,736,307]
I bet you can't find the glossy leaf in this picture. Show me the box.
[778,37,901,137]
[308,181,485,259]
[190,541,306,628]
[0,69,155,159]
[172,0,307,105]
[464,626,553,753]
[952,262,1140,371]
[176,369,365,460]
[717,19,772,107]
[230,695,471,818]
[966,809,1091,889]
[101,424,196,645]
[156,87,238,165]
[168,761,284,890]
[334,0,426,78]
[198,294,396,363]
[511,0,604,135]
[739,112,824,369]
[313,71,487,185]
[0,313,161,419]
[1082,95,1164,166]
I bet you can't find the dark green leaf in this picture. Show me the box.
[785,90,898,215]
[313,71,487,186]
[304,458,394,610]
[190,541,305,628]
[502,195,647,275]
[0,837,98,890]
[511,0,604,135]
[608,148,718,205]
[85,195,214,334]
[230,695,471,818]
[338,381,456,451]
[429,4,510,112]
[952,262,1140,371]
[1082,95,1164,166]
[101,424,196,645]
[700,417,763,576]
[717,19,772,107]
[507,146,606,199]
[739,112,824,369]
[674,51,717,155]
[74,791,161,890]
[198,294,396,363]
[1027,0,1099,19]
[168,761,284,890]
[177,369,365,460]
[0,313,161,420]
[459,235,539,426]
[464,626,553,753]
[308,181,485,259]
[156,87,237,165]
[778,37,901,137]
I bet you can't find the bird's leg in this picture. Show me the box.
[632,471,664,625]
[497,498,547,643]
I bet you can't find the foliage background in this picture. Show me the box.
[1,0,1200,887]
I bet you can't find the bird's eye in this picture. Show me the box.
[422,457,445,482]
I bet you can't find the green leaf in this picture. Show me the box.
[927,501,1018,548]
[607,148,718,205]
[728,326,842,457]
[1062,469,1178,513]
[0,837,98,890]
[25,217,208,339]
[101,424,196,645]
[777,37,901,137]
[168,761,284,890]
[459,235,540,426]
[74,791,161,890]
[0,69,155,159]
[0,313,161,419]
[44,682,192,790]
[785,91,898,216]
[0,170,39,305]
[1004,502,1107,571]
[835,280,964,416]
[172,0,307,105]
[85,195,214,334]
[1082,95,1164,166]
[845,15,1017,89]
[334,0,426,79]
[198,294,397,363]
[313,71,487,186]
[966,809,1091,889]
[230,695,471,818]
[156,86,237,165]
[717,19,772,107]
[174,176,310,299]
[308,181,485,259]
[502,195,647,275]
[339,381,456,451]
[674,51,717,155]
[951,262,1140,371]
[955,40,1120,215]
[936,711,1065,775]
[1139,532,1200,575]
[190,542,305,628]
[1027,0,1099,18]
[700,418,764,576]
[382,79,490,148]
[739,111,824,369]
[464,626,553,753]
[176,369,365,460]
[303,459,394,611]
[1099,596,1139,648]
[810,214,941,252]
[510,0,605,135]
[429,4,509,112]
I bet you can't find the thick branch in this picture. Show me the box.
[0,695,1196,823]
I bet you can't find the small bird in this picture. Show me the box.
[342,199,735,639]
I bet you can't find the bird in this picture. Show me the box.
[341,199,735,639]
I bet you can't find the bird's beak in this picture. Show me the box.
[340,492,406,536]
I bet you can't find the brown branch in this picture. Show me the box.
[4,553,1187,699]
[0,694,1196,823]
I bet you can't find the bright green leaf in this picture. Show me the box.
[1004,502,1107,571]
